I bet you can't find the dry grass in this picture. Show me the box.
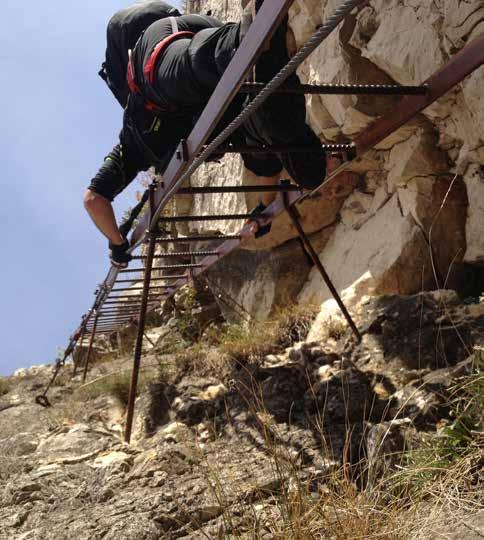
[79,371,133,406]
[77,366,162,408]
[192,347,483,539]
[168,303,317,380]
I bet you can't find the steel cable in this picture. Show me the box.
[150,0,366,226]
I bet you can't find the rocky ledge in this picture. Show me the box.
[0,290,482,539]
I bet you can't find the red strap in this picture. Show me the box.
[127,57,139,94]
[145,100,164,113]
[143,31,195,84]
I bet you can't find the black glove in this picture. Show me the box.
[109,239,132,268]
[247,202,272,238]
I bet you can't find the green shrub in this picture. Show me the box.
[388,348,483,498]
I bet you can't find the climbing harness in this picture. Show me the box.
[127,17,194,114]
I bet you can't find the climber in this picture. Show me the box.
[84,1,327,268]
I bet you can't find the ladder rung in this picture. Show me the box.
[109,293,158,300]
[102,302,159,306]
[99,311,141,315]
[91,318,136,324]
[118,264,200,273]
[212,143,353,155]
[114,277,185,283]
[239,82,428,96]
[176,185,302,194]
[132,251,219,259]
[111,285,174,292]
[158,214,250,222]
[153,235,242,243]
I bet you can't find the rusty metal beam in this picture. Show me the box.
[91,315,137,320]
[284,197,361,341]
[211,143,352,155]
[71,324,87,378]
[82,312,99,383]
[102,302,148,306]
[124,232,156,443]
[352,33,484,156]
[114,277,185,283]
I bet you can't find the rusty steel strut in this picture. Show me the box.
[282,184,361,342]
[82,311,99,383]
[71,323,87,378]
[124,184,158,444]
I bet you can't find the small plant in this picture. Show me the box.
[219,304,317,364]
[387,348,483,500]
[0,377,11,396]
[174,287,203,341]
[323,315,347,341]
[78,370,157,407]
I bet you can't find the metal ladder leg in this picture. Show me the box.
[124,183,158,444]
[283,194,361,342]
[82,312,99,383]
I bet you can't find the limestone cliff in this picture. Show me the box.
[178,0,484,327]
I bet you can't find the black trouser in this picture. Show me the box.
[154,18,326,188]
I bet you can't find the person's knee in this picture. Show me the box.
[240,153,283,178]
[280,152,327,190]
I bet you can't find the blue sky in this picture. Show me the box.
[0,0,182,375]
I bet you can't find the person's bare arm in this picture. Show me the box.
[83,189,124,245]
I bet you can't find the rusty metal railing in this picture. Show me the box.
[39,0,484,445]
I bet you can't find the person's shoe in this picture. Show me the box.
[279,128,327,190]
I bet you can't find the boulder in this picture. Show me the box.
[207,236,314,322]
[300,195,431,317]
[463,164,484,264]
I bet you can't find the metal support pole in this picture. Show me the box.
[283,196,361,342]
[72,324,87,377]
[82,311,99,383]
[124,183,158,444]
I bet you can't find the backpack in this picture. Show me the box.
[99,1,181,108]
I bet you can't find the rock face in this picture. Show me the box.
[181,0,484,325]
[1,292,482,539]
